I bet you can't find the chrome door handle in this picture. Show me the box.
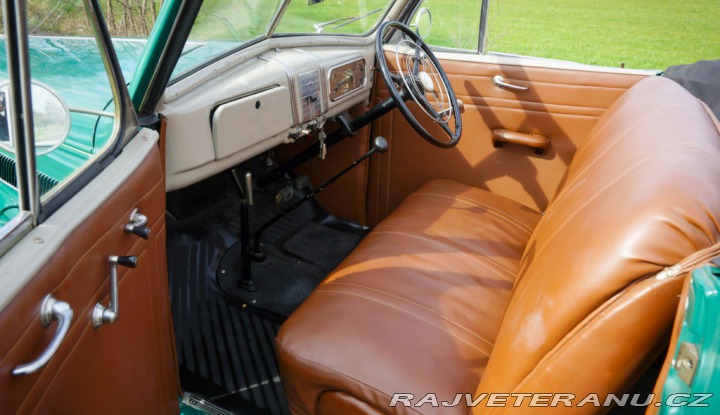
[492,75,529,91]
[13,295,73,376]
[124,208,151,239]
[93,255,137,328]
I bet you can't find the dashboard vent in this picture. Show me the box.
[0,152,60,196]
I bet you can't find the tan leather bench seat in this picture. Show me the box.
[276,76,720,415]
[278,180,541,414]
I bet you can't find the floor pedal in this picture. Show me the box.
[182,392,234,415]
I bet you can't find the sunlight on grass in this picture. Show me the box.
[273,0,719,70]
[422,0,483,50]
[484,0,720,69]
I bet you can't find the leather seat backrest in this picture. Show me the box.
[476,76,720,409]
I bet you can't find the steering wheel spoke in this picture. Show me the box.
[375,21,462,148]
[440,121,455,138]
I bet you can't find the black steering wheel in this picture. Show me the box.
[375,21,462,148]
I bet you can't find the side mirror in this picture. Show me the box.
[0,81,70,156]
[410,7,432,39]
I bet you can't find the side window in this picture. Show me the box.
[485,1,719,70]
[0,2,124,233]
[0,12,19,226]
[408,0,484,52]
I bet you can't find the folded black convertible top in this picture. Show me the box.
[664,59,720,120]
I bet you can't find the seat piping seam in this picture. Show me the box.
[371,229,516,282]
[376,223,519,279]
[277,339,426,415]
[409,190,535,234]
[528,145,713,265]
[315,287,495,355]
[324,280,498,351]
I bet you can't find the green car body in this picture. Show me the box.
[0,29,225,224]
[0,37,144,223]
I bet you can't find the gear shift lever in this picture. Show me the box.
[250,136,389,260]
[231,169,257,292]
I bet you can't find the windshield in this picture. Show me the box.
[274,0,395,35]
[172,0,395,80]
[172,0,285,78]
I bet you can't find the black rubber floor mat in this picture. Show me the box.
[168,198,289,414]
[167,177,366,414]
[283,222,361,269]
[218,222,364,317]
[218,243,325,318]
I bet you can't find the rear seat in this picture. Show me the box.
[276,76,720,414]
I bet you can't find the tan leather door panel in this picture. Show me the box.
[0,141,179,414]
[368,55,651,223]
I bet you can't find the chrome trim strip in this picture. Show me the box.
[267,1,293,36]
[2,0,39,220]
[68,106,115,118]
[259,55,299,124]
[0,212,32,256]
[294,49,328,114]
[479,0,489,54]
[297,69,322,122]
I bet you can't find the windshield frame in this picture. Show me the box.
[136,0,406,112]
[168,0,398,83]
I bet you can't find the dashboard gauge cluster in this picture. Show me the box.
[328,58,366,101]
[164,45,376,191]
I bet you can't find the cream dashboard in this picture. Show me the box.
[159,44,376,191]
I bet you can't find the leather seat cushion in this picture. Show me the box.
[276,179,542,414]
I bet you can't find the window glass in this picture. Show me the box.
[486,0,720,70]
[103,0,161,37]
[409,0,482,51]
[0,1,123,227]
[172,0,285,79]
[0,8,20,226]
[274,0,395,36]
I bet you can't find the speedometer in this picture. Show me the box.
[328,58,366,101]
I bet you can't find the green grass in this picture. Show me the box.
[276,0,720,70]
[454,0,718,70]
[421,0,484,50]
